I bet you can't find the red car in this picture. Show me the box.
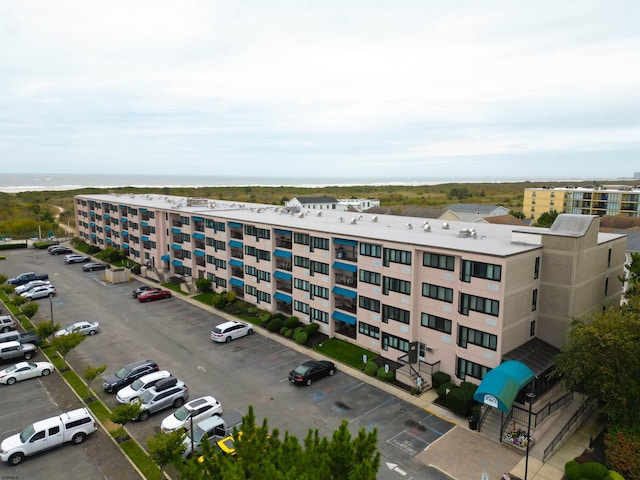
[137,289,172,302]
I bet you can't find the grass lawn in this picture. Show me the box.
[193,291,215,304]
[313,338,378,370]
[161,282,188,295]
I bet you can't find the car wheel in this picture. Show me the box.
[42,369,51,376]
[8,452,24,466]
[72,433,86,444]
[6,377,16,385]
[1,327,9,333]
[48,292,54,297]
[26,297,32,301]
[173,398,185,408]
[329,369,335,376]
[248,329,254,335]
[306,378,312,386]
[24,353,33,360]
[89,330,96,335]
[138,411,150,421]
[225,336,232,343]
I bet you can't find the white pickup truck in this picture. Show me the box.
[0,408,97,465]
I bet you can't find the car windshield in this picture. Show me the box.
[213,327,223,334]
[173,405,191,421]
[130,379,144,391]
[63,325,76,332]
[293,365,311,375]
[139,391,154,404]
[192,424,208,442]
[19,424,35,443]
[115,367,131,379]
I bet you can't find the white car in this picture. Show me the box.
[116,370,171,404]
[64,254,90,264]
[160,396,223,433]
[14,280,52,295]
[0,361,54,385]
[210,321,254,343]
[20,285,56,300]
[54,321,100,337]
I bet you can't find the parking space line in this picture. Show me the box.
[348,397,395,424]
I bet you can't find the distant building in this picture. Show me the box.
[439,204,510,223]
[523,185,640,222]
[284,196,339,212]
[337,198,381,212]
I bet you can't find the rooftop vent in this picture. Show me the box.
[442,222,449,229]
[423,224,431,232]
[406,223,413,230]
[338,216,344,222]
[316,211,322,216]
[350,217,357,224]
[372,215,378,222]
[298,212,304,218]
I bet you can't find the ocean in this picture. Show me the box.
[0,173,613,194]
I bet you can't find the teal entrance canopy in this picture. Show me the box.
[472,360,534,412]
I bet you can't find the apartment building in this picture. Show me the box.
[523,185,640,222]
[74,193,626,390]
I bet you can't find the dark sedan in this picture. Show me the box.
[132,285,158,298]
[138,289,172,302]
[49,246,72,255]
[83,262,111,272]
[288,360,336,386]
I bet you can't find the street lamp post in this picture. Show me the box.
[49,296,54,337]
[524,392,536,480]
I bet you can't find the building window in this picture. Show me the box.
[534,256,540,279]
[311,236,329,250]
[456,357,489,381]
[422,283,453,303]
[383,248,412,266]
[294,279,309,291]
[360,243,382,258]
[310,260,329,275]
[294,255,310,269]
[382,332,409,352]
[310,308,328,323]
[530,320,536,337]
[383,276,411,295]
[359,296,381,313]
[461,260,502,282]
[459,293,499,317]
[359,269,381,286]
[294,233,310,245]
[604,277,609,296]
[458,326,497,350]
[382,304,410,324]
[532,289,538,311]
[423,252,455,271]
[607,248,612,268]
[358,322,380,339]
[294,300,309,314]
[421,313,452,334]
[310,284,329,299]
[180,216,190,226]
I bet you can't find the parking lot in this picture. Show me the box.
[1,248,455,479]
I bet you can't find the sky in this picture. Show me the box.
[0,1,638,180]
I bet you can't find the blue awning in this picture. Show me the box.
[141,236,149,242]
[229,259,244,267]
[171,227,182,234]
[104,213,110,219]
[106,238,112,243]
[119,205,127,209]
[193,232,205,240]
[228,222,243,228]
[105,226,111,231]
[121,230,129,236]
[140,208,147,212]
[122,243,129,249]
[229,278,244,287]
[229,240,243,248]
[274,292,292,303]
[161,254,170,261]
[194,250,205,257]
[473,361,535,413]
[334,238,357,246]
[90,222,95,227]
[171,243,182,250]
[141,221,148,227]
[274,249,292,259]
[274,229,292,235]
[192,216,204,222]
[332,286,357,299]
[332,311,357,325]
[273,271,292,280]
[333,261,357,272]
[120,217,128,223]
[90,233,96,238]
[172,259,183,266]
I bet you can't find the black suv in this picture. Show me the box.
[103,359,159,393]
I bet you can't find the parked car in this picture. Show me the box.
[181,411,242,458]
[54,321,100,338]
[160,395,223,433]
[48,246,72,255]
[7,272,49,286]
[135,377,189,421]
[288,360,336,386]
[0,341,37,362]
[20,285,56,300]
[14,280,52,295]
[132,285,157,298]
[0,316,16,333]
[82,262,110,272]
[0,361,54,385]
[137,289,172,302]
[116,370,171,404]
[210,321,254,343]
[0,330,42,346]
[46,244,61,253]
[64,254,90,264]
[103,359,159,393]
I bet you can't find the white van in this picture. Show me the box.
[116,370,171,404]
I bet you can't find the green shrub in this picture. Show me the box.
[11,295,27,307]
[364,361,378,376]
[260,313,272,325]
[432,371,451,389]
[267,318,284,332]
[214,296,227,309]
[284,316,299,328]
[284,329,293,338]
[196,278,213,293]
[20,302,40,319]
[0,273,8,284]
[580,462,609,480]
[305,322,320,335]
[603,471,625,480]
[377,366,395,381]
[279,326,289,335]
[0,284,14,294]
[565,460,582,480]
[447,384,476,417]
[226,291,236,303]
[294,326,303,335]
[130,265,141,275]
[436,382,456,398]
[294,331,308,345]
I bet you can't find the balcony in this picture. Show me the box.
[172,236,183,244]
[230,248,244,259]
[172,220,182,228]
[335,247,357,262]
[275,281,292,293]
[334,299,357,314]
[194,241,205,250]
[231,286,244,298]
[276,260,292,271]
[275,300,292,315]
[276,238,292,249]
[335,274,356,288]
[231,267,244,278]
[194,221,204,232]
[335,321,356,339]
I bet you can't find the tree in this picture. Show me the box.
[36,321,60,340]
[148,429,187,479]
[20,302,39,319]
[83,364,107,400]
[111,402,142,440]
[49,332,85,369]
[552,306,640,430]
[623,252,640,298]
[534,209,559,227]
[509,210,526,219]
